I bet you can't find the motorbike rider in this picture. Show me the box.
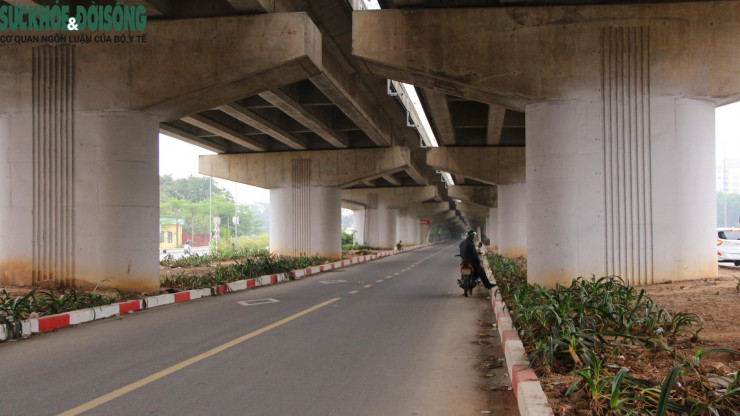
[458,230,495,291]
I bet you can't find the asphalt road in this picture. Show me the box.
[0,243,516,416]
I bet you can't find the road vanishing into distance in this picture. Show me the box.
[0,243,518,416]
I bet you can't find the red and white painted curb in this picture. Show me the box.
[482,255,554,416]
[1,244,431,342]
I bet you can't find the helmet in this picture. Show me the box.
[467,230,476,237]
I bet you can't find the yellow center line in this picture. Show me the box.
[363,284,373,288]
[348,290,359,294]
[385,276,392,279]
[393,273,400,276]
[57,297,341,416]
[376,279,383,283]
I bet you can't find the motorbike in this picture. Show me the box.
[183,241,192,255]
[455,255,478,297]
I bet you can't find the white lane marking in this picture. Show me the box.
[319,280,347,284]
[237,298,280,306]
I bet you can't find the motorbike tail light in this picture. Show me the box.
[718,240,723,246]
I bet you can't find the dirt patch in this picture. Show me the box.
[536,266,740,414]
[644,266,740,351]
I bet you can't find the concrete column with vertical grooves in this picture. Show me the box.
[525,96,717,287]
[498,183,527,259]
[0,43,160,290]
[270,182,342,260]
[365,204,398,249]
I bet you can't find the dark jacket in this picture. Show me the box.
[459,238,480,265]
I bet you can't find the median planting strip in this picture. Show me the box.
[0,244,431,342]
[481,253,554,416]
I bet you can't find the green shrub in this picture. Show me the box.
[485,253,737,415]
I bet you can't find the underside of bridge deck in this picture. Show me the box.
[0,0,737,289]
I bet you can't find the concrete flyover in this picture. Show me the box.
[0,0,737,290]
[354,0,740,286]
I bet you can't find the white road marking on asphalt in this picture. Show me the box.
[237,298,280,306]
[57,298,340,416]
[319,280,347,284]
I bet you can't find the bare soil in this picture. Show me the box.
[538,266,740,415]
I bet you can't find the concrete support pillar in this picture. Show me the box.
[487,208,499,253]
[395,214,408,246]
[0,108,160,290]
[352,208,366,245]
[395,215,405,245]
[396,212,419,245]
[409,217,420,245]
[650,98,716,282]
[526,98,716,286]
[270,185,341,259]
[526,100,603,286]
[420,222,431,243]
[365,205,398,249]
[498,183,526,258]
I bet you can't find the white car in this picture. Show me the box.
[717,227,740,265]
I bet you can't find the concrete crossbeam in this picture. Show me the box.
[342,186,440,209]
[424,90,455,145]
[129,1,171,17]
[310,49,393,146]
[383,175,401,186]
[218,103,308,150]
[456,202,490,221]
[258,90,348,148]
[200,147,416,189]
[406,201,451,218]
[226,0,273,13]
[353,3,740,105]
[487,105,506,146]
[432,211,457,222]
[182,114,266,151]
[341,200,366,211]
[0,13,323,120]
[159,124,227,154]
[448,185,497,208]
[426,147,525,185]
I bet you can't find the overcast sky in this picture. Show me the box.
[158,137,270,204]
[716,101,740,163]
[160,102,740,203]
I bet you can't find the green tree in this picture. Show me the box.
[159,176,266,245]
[236,205,264,236]
[160,175,233,203]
